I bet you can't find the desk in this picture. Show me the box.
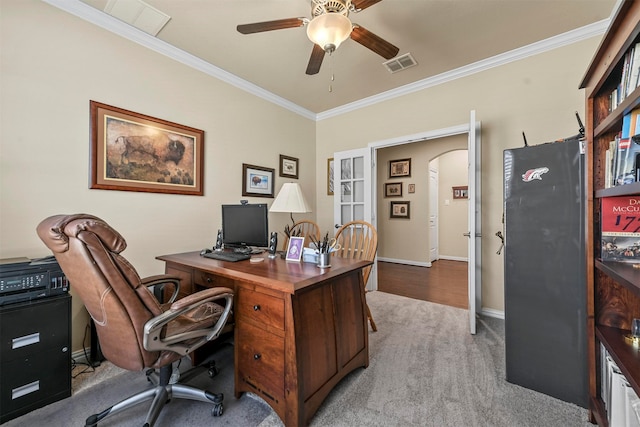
[156,251,372,427]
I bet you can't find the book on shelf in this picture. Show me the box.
[613,109,640,186]
[610,41,640,111]
[601,196,640,263]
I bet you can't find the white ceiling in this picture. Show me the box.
[62,0,617,116]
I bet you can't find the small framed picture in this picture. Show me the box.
[279,154,299,179]
[385,182,402,197]
[286,236,304,262]
[242,163,275,198]
[408,184,415,193]
[453,186,468,199]
[389,158,411,178]
[390,201,410,219]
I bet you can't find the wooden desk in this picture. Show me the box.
[156,251,372,427]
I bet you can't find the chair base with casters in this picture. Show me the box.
[85,362,224,427]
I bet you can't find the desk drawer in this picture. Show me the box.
[236,322,284,403]
[193,271,234,289]
[236,287,284,331]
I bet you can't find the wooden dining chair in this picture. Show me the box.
[332,220,378,331]
[281,220,321,251]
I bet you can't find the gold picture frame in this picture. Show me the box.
[327,158,334,195]
[90,100,204,196]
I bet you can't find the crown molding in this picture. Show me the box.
[42,0,317,121]
[316,19,610,120]
[43,0,609,123]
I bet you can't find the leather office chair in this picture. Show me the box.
[282,219,321,251]
[36,214,234,427]
[333,220,378,331]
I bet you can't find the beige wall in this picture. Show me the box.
[0,1,315,352]
[314,37,598,314]
[1,0,602,351]
[437,150,469,260]
[375,136,467,263]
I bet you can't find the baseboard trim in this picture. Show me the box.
[72,347,91,364]
[480,308,505,319]
[438,255,469,262]
[377,257,431,267]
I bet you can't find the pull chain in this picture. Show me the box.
[329,51,334,93]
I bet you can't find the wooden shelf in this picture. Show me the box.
[596,182,640,198]
[595,260,640,297]
[582,1,640,424]
[596,325,640,395]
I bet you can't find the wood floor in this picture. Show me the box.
[376,259,468,309]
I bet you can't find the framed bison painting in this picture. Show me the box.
[90,100,204,196]
[242,163,275,198]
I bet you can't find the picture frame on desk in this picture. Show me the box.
[285,236,304,262]
[242,163,275,198]
[89,100,204,196]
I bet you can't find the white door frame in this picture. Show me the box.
[367,113,481,334]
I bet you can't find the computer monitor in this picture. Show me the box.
[221,203,269,249]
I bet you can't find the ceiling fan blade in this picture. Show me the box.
[237,18,305,34]
[351,0,383,12]
[306,44,325,75]
[350,25,399,60]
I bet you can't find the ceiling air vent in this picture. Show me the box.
[383,53,417,74]
[104,0,171,36]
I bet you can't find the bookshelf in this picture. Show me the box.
[580,1,640,425]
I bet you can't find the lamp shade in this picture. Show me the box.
[270,183,312,213]
[306,13,352,52]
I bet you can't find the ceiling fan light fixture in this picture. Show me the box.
[306,13,352,52]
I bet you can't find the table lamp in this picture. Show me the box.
[270,182,312,227]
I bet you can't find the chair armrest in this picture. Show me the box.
[143,287,234,355]
[141,274,181,304]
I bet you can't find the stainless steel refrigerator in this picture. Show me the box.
[503,137,588,407]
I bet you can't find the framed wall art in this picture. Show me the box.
[90,100,204,196]
[408,183,415,193]
[390,201,411,219]
[389,158,411,178]
[279,154,299,179]
[384,182,402,197]
[327,158,334,195]
[453,186,468,199]
[242,163,275,198]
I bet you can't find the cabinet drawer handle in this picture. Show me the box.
[254,353,261,360]
[206,277,213,283]
[253,304,260,311]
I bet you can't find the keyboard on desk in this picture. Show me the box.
[202,251,251,262]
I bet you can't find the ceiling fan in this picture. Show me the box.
[237,0,399,75]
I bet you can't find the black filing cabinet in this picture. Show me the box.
[0,294,71,423]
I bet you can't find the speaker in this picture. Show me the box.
[214,229,223,251]
[268,232,278,258]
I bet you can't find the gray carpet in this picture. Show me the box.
[4,291,592,426]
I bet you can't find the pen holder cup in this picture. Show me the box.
[317,252,331,268]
